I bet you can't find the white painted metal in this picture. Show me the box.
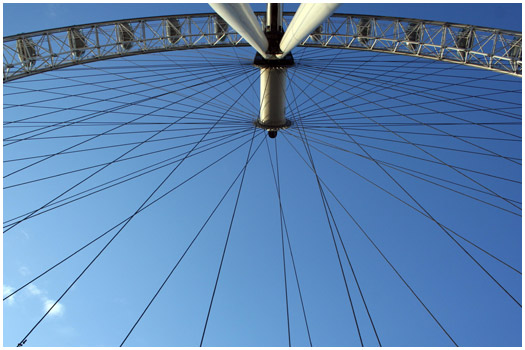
[259,67,287,127]
[209,3,269,58]
[4,13,521,81]
[279,3,340,58]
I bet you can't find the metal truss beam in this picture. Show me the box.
[4,12,522,81]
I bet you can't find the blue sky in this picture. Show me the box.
[3,2,522,348]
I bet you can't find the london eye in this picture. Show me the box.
[3,3,522,347]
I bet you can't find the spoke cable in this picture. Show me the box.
[289,80,522,307]
[120,130,264,346]
[199,127,258,347]
[14,74,257,347]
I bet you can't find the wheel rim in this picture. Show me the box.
[3,9,522,348]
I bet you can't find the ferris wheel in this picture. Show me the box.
[3,3,522,347]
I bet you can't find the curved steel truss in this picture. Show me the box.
[3,12,522,81]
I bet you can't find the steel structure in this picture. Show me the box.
[4,12,522,82]
[3,5,522,348]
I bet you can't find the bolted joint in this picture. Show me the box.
[254,118,292,131]
[253,52,294,68]
[254,119,292,139]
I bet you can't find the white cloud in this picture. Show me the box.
[19,266,30,276]
[27,284,42,296]
[43,298,65,317]
[25,283,66,317]
[3,284,14,296]
[3,285,15,306]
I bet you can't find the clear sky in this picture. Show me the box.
[2,2,522,348]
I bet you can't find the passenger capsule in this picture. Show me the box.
[357,18,371,46]
[166,17,182,44]
[509,36,522,73]
[118,23,134,50]
[456,27,473,60]
[68,28,87,58]
[214,15,228,42]
[509,36,522,60]
[311,25,323,43]
[406,22,422,52]
[16,38,37,68]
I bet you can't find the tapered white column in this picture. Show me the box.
[259,67,287,127]
[278,3,340,58]
[209,3,270,58]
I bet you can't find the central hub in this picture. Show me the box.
[255,66,291,130]
[253,60,293,138]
